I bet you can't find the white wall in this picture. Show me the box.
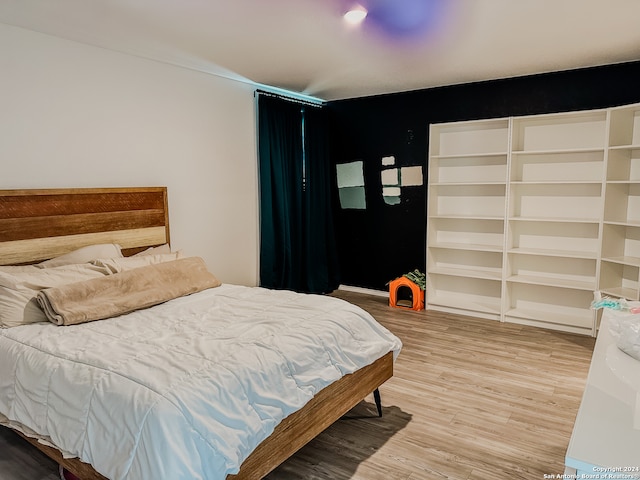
[0,23,259,286]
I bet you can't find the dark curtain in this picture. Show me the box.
[258,93,340,293]
[302,106,340,293]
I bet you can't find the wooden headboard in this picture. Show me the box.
[0,187,169,265]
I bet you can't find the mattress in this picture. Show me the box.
[0,284,402,480]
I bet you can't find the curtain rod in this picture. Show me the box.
[255,89,325,108]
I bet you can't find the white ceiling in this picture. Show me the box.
[2,0,640,101]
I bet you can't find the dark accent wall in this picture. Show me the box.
[328,61,640,291]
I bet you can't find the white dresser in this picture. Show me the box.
[565,309,640,477]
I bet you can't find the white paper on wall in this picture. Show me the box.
[382,186,401,196]
[381,168,399,186]
[338,186,367,209]
[336,161,365,188]
[400,166,423,186]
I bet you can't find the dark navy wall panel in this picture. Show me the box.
[328,61,640,291]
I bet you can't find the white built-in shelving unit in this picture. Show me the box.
[427,102,640,336]
[600,106,640,303]
[427,118,509,320]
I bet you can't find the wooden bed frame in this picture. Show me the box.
[0,187,394,480]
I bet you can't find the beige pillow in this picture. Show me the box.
[0,263,112,328]
[39,244,123,268]
[133,244,172,256]
[39,257,221,326]
[91,252,183,274]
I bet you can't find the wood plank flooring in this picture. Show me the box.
[0,426,59,480]
[0,290,595,480]
[266,291,596,480]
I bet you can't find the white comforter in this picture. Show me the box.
[0,284,402,480]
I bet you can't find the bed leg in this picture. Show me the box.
[373,388,382,417]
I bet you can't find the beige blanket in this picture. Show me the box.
[37,257,221,326]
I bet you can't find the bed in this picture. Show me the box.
[0,187,401,480]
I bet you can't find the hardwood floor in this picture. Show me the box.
[266,290,596,480]
[0,426,59,480]
[0,290,595,480]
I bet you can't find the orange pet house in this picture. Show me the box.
[389,276,425,311]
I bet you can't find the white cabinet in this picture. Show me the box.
[600,104,640,302]
[427,119,508,320]
[506,111,606,334]
[427,104,640,336]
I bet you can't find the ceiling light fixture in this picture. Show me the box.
[341,0,450,41]
[344,6,368,25]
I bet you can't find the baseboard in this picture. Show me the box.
[338,284,388,298]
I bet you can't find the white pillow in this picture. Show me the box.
[133,244,172,256]
[91,252,183,274]
[39,244,123,268]
[0,263,112,328]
